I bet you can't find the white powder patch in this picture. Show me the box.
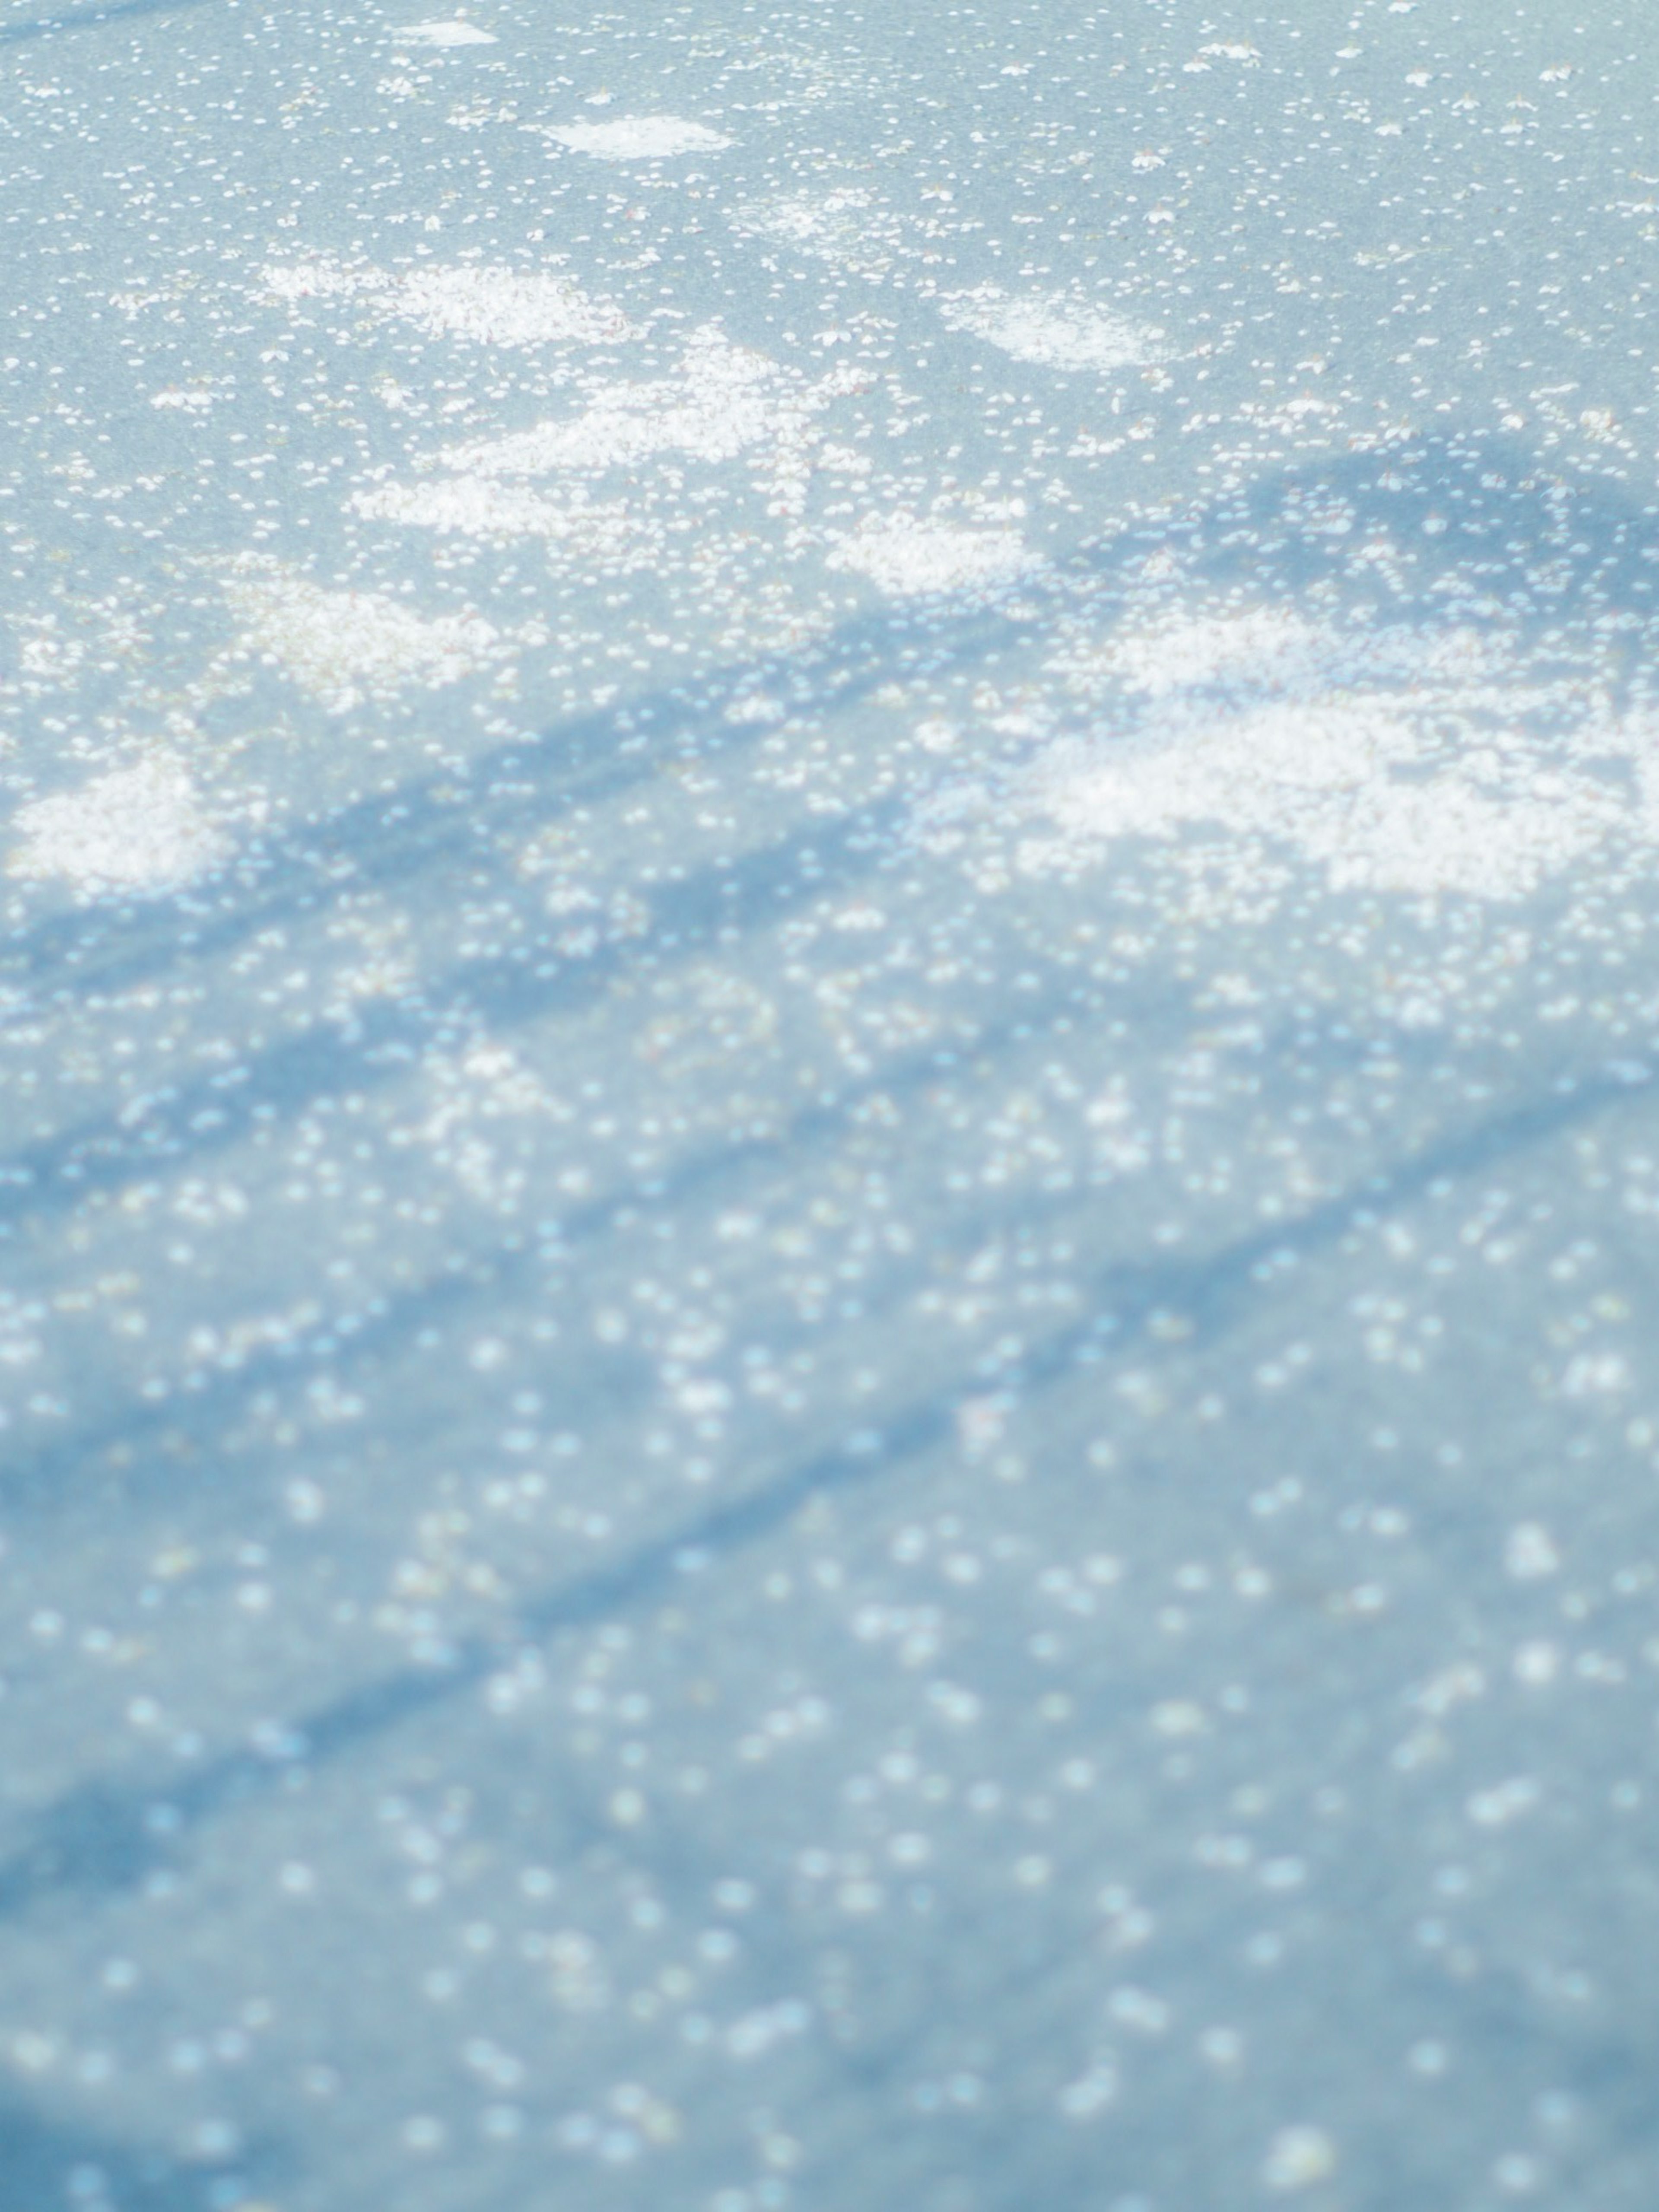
[1072,606,1506,703]
[829,516,1038,600]
[260,256,630,347]
[398,1039,575,1211]
[733,188,906,278]
[10,615,86,684]
[397,19,496,45]
[10,760,227,896]
[440,329,790,475]
[1008,601,1659,903]
[260,258,381,304]
[543,117,731,160]
[363,329,861,547]
[938,286,1166,373]
[353,477,640,552]
[223,566,501,712]
[390,265,631,346]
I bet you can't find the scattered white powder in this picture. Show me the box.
[223,565,501,712]
[1085,606,1503,702]
[10,616,86,683]
[938,286,1166,372]
[363,329,860,546]
[353,477,640,553]
[151,386,218,413]
[1007,598,1659,903]
[440,329,791,475]
[391,265,631,346]
[829,515,1038,599]
[543,117,731,160]
[397,19,497,45]
[402,1039,570,1210]
[261,258,381,304]
[9,760,227,895]
[733,188,906,278]
[260,257,630,347]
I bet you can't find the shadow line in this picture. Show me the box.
[0,1044,1650,1925]
[0,0,218,44]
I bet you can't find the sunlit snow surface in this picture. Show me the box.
[4,3,1659,2212]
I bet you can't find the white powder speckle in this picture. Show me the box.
[390,265,631,347]
[1263,2126,1338,2191]
[1505,1523,1561,1581]
[397,19,497,46]
[829,516,1037,599]
[938,286,1166,372]
[362,330,861,551]
[260,257,630,348]
[223,565,501,711]
[353,477,638,552]
[1007,601,1659,903]
[9,760,227,896]
[440,328,788,475]
[543,117,731,160]
[1467,1776,1541,1827]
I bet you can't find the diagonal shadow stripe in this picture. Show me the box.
[1,592,1037,1018]
[0,0,218,43]
[0,796,903,1239]
[0,1045,1652,1924]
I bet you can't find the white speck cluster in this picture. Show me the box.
[8,759,226,893]
[542,118,733,161]
[222,562,504,711]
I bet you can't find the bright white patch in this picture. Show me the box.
[441,329,789,474]
[10,761,226,895]
[829,516,1037,599]
[1262,2127,1338,2192]
[733,188,904,278]
[223,566,500,712]
[10,616,86,683]
[543,117,731,159]
[397,19,496,45]
[360,329,860,547]
[354,477,639,553]
[1505,1523,1560,1580]
[939,286,1166,373]
[1081,606,1504,702]
[391,265,630,346]
[260,257,629,347]
[1011,601,1659,903]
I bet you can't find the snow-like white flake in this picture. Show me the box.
[829,516,1038,599]
[1010,600,1659,901]
[356,329,861,550]
[440,330,790,475]
[260,257,630,347]
[396,19,497,46]
[8,760,227,895]
[542,117,731,159]
[938,287,1167,372]
[223,565,502,712]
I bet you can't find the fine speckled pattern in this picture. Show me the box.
[4,3,1659,2209]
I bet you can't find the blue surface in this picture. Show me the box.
[5,3,1659,2207]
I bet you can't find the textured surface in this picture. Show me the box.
[5,3,1659,2208]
